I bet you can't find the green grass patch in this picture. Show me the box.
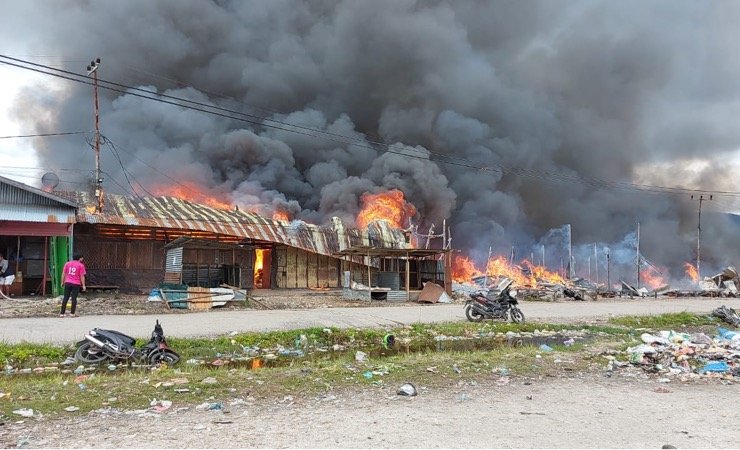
[0,340,604,418]
[608,312,719,329]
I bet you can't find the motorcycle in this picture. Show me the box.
[75,320,180,365]
[464,279,525,323]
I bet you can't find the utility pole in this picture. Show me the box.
[87,57,103,212]
[509,246,515,265]
[483,245,492,288]
[691,194,713,280]
[636,222,641,290]
[606,247,611,291]
[567,224,573,279]
[594,244,598,284]
[541,245,545,268]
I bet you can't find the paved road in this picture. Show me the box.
[2,297,739,344]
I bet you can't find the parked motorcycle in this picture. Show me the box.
[464,280,525,323]
[75,320,180,365]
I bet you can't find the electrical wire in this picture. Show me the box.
[0,131,88,139]
[2,54,740,200]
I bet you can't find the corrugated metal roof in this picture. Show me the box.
[0,175,79,208]
[0,176,77,223]
[67,191,409,257]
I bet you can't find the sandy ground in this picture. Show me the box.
[2,375,739,449]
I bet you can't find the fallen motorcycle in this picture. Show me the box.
[75,320,180,365]
[464,279,525,323]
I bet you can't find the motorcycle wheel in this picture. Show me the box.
[465,305,484,322]
[147,349,180,365]
[75,342,108,364]
[509,308,525,324]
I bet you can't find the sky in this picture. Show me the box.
[0,0,739,282]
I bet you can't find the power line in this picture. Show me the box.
[2,54,740,199]
[0,131,88,139]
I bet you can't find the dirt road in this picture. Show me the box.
[4,376,738,448]
[2,297,739,344]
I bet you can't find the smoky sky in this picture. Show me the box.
[4,0,740,282]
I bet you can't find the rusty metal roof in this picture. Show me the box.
[64,191,409,257]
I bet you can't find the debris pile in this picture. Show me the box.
[612,327,740,379]
[665,266,739,298]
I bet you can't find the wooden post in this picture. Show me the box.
[42,237,48,296]
[405,251,410,301]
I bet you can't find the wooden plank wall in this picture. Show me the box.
[275,246,340,288]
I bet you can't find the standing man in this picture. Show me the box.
[0,253,14,298]
[60,253,86,317]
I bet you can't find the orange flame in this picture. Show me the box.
[272,210,290,221]
[452,254,566,288]
[254,249,265,288]
[451,255,483,282]
[151,182,232,210]
[640,269,666,290]
[356,190,416,229]
[522,260,566,285]
[684,262,699,282]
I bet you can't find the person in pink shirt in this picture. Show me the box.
[60,253,86,317]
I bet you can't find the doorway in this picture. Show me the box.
[253,248,272,288]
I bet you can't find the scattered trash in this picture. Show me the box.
[355,351,367,362]
[107,364,117,371]
[61,357,76,366]
[73,366,84,375]
[382,334,395,349]
[196,402,223,411]
[539,344,553,352]
[563,338,575,346]
[149,399,173,412]
[63,406,80,412]
[713,305,740,327]
[453,365,462,374]
[363,371,373,379]
[700,361,729,373]
[397,383,418,396]
[16,437,30,449]
[12,408,33,418]
[201,377,218,385]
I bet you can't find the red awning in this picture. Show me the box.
[0,221,72,237]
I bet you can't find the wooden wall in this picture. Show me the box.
[274,246,340,288]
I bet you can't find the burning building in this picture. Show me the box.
[58,190,446,294]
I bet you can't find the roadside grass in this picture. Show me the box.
[0,341,602,419]
[0,312,718,418]
[608,312,719,329]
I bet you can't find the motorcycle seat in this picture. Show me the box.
[93,329,137,346]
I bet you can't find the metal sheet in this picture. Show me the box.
[66,191,410,258]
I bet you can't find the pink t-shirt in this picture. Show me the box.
[63,260,86,285]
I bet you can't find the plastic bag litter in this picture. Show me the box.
[355,351,367,362]
[700,361,729,373]
[539,344,553,352]
[641,333,670,345]
[718,328,740,341]
[690,333,713,345]
[397,383,418,396]
[13,408,33,417]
